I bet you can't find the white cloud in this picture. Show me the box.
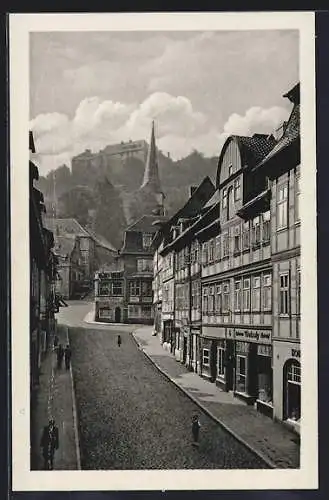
[224,106,289,136]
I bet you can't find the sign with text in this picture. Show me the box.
[234,328,271,344]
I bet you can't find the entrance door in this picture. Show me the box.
[183,337,187,363]
[226,340,234,391]
[114,307,121,323]
[210,340,217,382]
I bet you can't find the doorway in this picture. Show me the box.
[114,307,121,323]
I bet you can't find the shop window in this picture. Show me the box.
[263,274,272,311]
[223,232,229,257]
[142,281,152,297]
[279,273,290,315]
[128,305,140,318]
[252,276,261,311]
[234,280,241,312]
[236,355,247,393]
[223,283,230,312]
[285,360,301,421]
[141,305,152,318]
[202,348,210,366]
[130,280,140,296]
[99,282,110,296]
[215,235,221,261]
[208,286,215,314]
[234,177,241,201]
[215,285,222,314]
[240,223,248,253]
[252,216,261,248]
[277,183,288,229]
[262,211,271,243]
[243,278,251,311]
[217,341,226,377]
[234,225,241,254]
[257,345,273,404]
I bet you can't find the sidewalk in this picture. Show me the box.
[30,325,80,470]
[133,326,300,469]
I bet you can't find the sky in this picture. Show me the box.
[30,30,299,175]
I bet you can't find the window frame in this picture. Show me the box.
[252,276,261,312]
[279,272,290,316]
[277,183,288,230]
[202,348,210,367]
[234,280,242,312]
[243,278,251,311]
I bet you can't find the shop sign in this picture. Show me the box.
[130,297,139,303]
[235,328,271,344]
[291,348,301,358]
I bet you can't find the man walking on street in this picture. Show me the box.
[56,344,64,369]
[64,344,72,370]
[117,335,122,347]
[40,418,59,470]
[191,414,201,446]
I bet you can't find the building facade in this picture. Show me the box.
[152,83,301,430]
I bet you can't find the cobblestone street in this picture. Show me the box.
[69,325,268,470]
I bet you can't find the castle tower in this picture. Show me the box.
[139,121,165,216]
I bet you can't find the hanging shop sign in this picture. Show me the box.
[234,328,271,344]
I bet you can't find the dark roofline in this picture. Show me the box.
[283,82,300,105]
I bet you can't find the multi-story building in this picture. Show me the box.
[94,122,166,324]
[152,83,301,430]
[252,83,301,430]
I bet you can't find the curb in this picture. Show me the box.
[66,326,82,470]
[132,331,278,470]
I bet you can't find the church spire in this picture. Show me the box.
[141,120,161,192]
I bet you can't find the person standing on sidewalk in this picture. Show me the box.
[40,418,59,470]
[117,335,122,347]
[64,344,72,370]
[56,344,64,369]
[191,414,201,446]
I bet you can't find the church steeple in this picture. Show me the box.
[141,120,161,192]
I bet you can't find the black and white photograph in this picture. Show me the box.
[10,12,317,491]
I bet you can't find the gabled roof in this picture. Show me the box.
[44,218,91,238]
[126,214,167,233]
[86,228,117,252]
[54,236,76,258]
[203,189,220,209]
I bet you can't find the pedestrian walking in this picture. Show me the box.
[117,335,122,347]
[191,414,201,446]
[64,344,72,370]
[56,344,64,369]
[40,418,59,470]
[53,335,59,351]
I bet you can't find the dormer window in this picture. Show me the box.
[228,164,233,177]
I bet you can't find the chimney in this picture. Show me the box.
[189,186,198,198]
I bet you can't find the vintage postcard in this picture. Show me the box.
[10,11,317,491]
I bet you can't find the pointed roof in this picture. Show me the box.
[140,121,162,192]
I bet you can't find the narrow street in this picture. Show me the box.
[58,301,268,470]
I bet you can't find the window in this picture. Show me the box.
[130,280,140,296]
[99,282,109,296]
[262,211,271,243]
[243,278,250,311]
[202,287,208,314]
[227,187,235,219]
[236,355,247,393]
[223,232,229,257]
[286,360,301,421]
[297,269,301,315]
[208,239,215,262]
[263,274,272,311]
[234,225,241,254]
[142,232,153,249]
[202,243,208,265]
[128,305,140,318]
[112,280,123,296]
[217,340,226,377]
[141,305,152,318]
[252,276,261,311]
[295,175,300,221]
[234,177,241,201]
[215,285,222,314]
[142,281,152,296]
[223,283,230,312]
[277,183,288,229]
[191,241,199,264]
[215,235,221,261]
[279,273,290,315]
[252,216,261,247]
[137,259,153,272]
[208,286,215,314]
[243,221,250,250]
[234,280,241,311]
[222,188,228,209]
[228,164,233,177]
[288,361,301,384]
[192,281,200,309]
[202,348,210,366]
